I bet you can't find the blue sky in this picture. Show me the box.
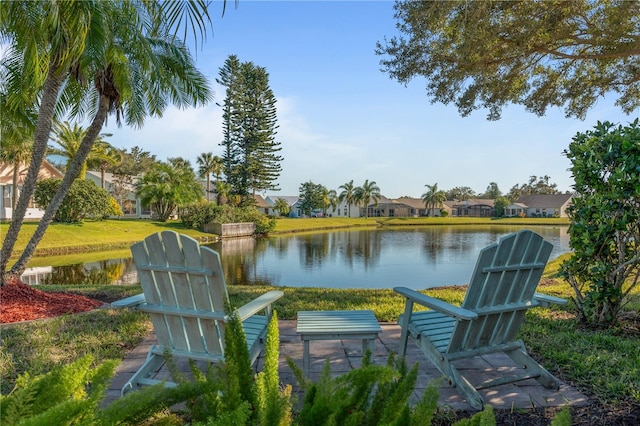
[107,1,633,199]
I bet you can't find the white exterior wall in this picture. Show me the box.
[326,200,360,218]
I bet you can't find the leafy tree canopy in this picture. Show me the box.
[507,175,560,201]
[445,186,476,201]
[376,0,640,120]
[298,181,328,216]
[109,146,158,176]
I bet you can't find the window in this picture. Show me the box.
[2,186,11,208]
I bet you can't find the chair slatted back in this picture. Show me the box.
[447,230,552,353]
[131,231,229,359]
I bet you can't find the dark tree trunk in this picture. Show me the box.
[1,64,65,282]
[9,94,110,276]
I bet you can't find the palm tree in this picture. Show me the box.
[356,180,381,218]
[0,1,101,279]
[0,140,32,214]
[273,197,290,217]
[48,121,115,180]
[215,180,232,206]
[136,161,203,222]
[338,180,357,217]
[2,1,214,279]
[197,152,223,202]
[321,189,338,215]
[422,183,447,216]
[90,140,123,189]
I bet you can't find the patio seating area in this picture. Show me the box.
[104,320,591,411]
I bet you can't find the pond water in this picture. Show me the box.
[22,225,570,290]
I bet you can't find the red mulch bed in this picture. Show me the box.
[0,277,103,323]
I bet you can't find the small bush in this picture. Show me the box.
[181,203,276,234]
[106,196,124,217]
[35,178,111,223]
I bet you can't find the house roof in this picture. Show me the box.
[265,195,299,206]
[393,197,425,209]
[515,193,573,208]
[0,160,63,185]
[86,170,138,191]
[252,194,270,208]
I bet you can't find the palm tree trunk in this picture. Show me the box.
[1,65,65,282]
[9,94,110,277]
[11,161,19,212]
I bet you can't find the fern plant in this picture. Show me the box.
[0,355,116,426]
[256,311,293,426]
[286,351,440,426]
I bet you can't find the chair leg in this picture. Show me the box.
[449,364,485,410]
[507,348,560,390]
[121,351,167,395]
[398,300,414,358]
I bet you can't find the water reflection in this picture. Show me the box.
[22,258,137,286]
[24,226,570,290]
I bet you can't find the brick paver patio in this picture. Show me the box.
[104,320,591,412]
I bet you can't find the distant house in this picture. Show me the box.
[447,199,495,217]
[0,160,64,220]
[326,198,360,218]
[505,194,573,218]
[363,196,451,218]
[370,196,436,217]
[85,170,150,218]
[252,194,271,214]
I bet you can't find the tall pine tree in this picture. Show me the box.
[217,55,282,202]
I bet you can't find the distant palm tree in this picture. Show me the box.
[273,197,290,217]
[324,189,338,215]
[48,121,113,179]
[215,180,232,206]
[422,183,447,216]
[0,139,33,214]
[89,139,122,189]
[339,180,357,217]
[356,179,381,218]
[197,152,223,202]
[136,161,203,221]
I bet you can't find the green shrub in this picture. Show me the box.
[561,120,640,326]
[106,196,123,217]
[34,178,111,223]
[181,203,276,234]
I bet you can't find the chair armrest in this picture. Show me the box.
[111,293,146,309]
[394,286,477,320]
[534,293,567,307]
[235,290,284,321]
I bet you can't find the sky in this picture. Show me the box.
[103,0,634,199]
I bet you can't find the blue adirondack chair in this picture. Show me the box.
[112,230,283,394]
[394,229,567,410]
